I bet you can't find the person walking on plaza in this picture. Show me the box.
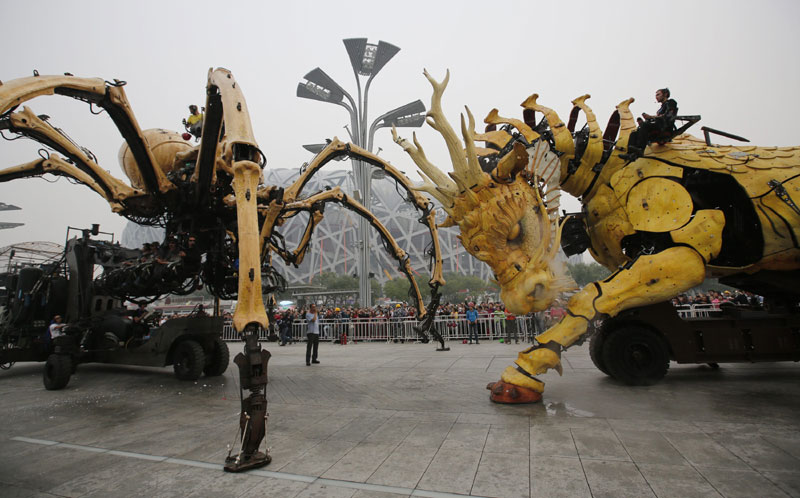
[466,303,479,344]
[505,309,518,344]
[278,311,292,346]
[305,304,320,365]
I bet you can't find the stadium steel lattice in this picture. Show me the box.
[124,167,493,286]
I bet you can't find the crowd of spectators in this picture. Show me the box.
[671,290,762,308]
[267,300,555,344]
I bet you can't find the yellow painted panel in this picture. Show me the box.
[626,178,693,232]
[670,210,725,262]
[609,159,684,203]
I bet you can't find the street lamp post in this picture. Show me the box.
[298,38,425,308]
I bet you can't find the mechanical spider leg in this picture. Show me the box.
[0,156,125,212]
[190,68,272,472]
[0,75,174,203]
[264,186,447,347]
[226,326,271,472]
[0,107,141,202]
[262,136,445,298]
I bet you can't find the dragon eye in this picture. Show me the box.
[508,223,521,242]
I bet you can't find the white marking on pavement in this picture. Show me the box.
[107,449,168,461]
[11,436,58,446]
[12,436,492,498]
[57,442,108,453]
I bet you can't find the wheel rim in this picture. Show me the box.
[176,352,190,374]
[626,342,654,372]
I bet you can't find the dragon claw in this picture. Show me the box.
[486,381,542,404]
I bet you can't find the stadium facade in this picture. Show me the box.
[122,167,491,286]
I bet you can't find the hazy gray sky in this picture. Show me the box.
[2,0,799,247]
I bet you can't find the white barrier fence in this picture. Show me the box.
[219,304,727,343]
[221,315,546,344]
[675,303,723,318]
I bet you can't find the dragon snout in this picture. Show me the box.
[499,269,556,314]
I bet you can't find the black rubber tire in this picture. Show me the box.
[589,330,611,376]
[602,325,670,386]
[43,354,72,390]
[173,340,205,381]
[203,337,230,377]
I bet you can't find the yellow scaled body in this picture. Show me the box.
[396,72,800,399]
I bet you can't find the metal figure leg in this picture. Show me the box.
[224,325,272,472]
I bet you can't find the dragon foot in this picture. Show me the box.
[487,342,566,403]
[486,380,542,404]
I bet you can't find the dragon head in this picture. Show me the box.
[394,70,575,314]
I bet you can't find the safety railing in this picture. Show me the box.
[675,303,724,319]
[221,315,547,343]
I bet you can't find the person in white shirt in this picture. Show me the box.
[49,315,66,340]
[305,304,320,366]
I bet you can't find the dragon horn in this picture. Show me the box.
[422,69,484,192]
[493,142,528,181]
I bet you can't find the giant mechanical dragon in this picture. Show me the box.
[0,69,447,471]
[394,70,800,404]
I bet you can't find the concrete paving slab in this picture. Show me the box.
[661,432,750,470]
[529,427,578,458]
[581,460,655,498]
[637,463,721,498]
[366,441,438,488]
[401,421,455,448]
[571,427,630,461]
[472,451,530,498]
[279,439,358,476]
[417,447,482,495]
[762,434,800,460]
[363,417,417,444]
[2,341,799,497]
[439,422,490,452]
[322,441,398,482]
[484,424,529,455]
[529,456,591,498]
[761,470,800,497]
[708,433,800,472]
[615,430,689,466]
[695,467,789,498]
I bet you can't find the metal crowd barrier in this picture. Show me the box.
[220,304,739,341]
[220,315,547,343]
[675,303,723,319]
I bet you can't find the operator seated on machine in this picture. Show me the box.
[183,105,204,139]
[629,87,678,151]
[130,303,152,342]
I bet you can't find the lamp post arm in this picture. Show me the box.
[367,119,381,154]
[332,101,359,145]
[338,88,360,136]
[330,99,354,118]
[349,69,364,147]
[361,74,376,149]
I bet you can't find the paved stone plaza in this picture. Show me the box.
[1,340,799,497]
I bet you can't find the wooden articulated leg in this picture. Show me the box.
[225,326,272,472]
[225,159,271,471]
[494,246,706,400]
